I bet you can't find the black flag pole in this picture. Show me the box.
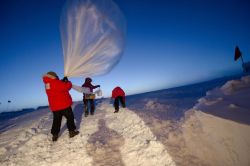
[240,53,246,73]
[240,52,245,65]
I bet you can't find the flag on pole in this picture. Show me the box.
[234,46,242,61]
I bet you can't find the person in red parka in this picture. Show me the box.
[43,71,79,141]
[112,86,126,113]
[82,77,100,117]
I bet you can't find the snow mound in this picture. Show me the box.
[168,76,250,166]
[221,75,250,95]
[144,100,170,110]
[97,102,176,166]
[179,110,250,166]
[194,75,250,124]
[0,101,176,166]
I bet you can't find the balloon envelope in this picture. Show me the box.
[60,0,126,77]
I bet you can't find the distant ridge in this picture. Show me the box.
[128,74,243,98]
[0,108,36,121]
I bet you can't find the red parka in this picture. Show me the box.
[43,75,72,111]
[112,87,125,101]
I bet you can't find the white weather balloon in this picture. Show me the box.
[60,0,126,77]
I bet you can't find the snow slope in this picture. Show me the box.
[0,75,249,166]
[167,76,250,166]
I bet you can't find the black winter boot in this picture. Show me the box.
[52,134,58,142]
[85,112,89,117]
[69,130,79,138]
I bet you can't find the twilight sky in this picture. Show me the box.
[0,0,250,112]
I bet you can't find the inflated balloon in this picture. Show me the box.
[60,0,126,77]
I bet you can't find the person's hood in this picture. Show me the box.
[43,74,58,83]
[85,77,92,83]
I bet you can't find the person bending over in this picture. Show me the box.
[112,86,126,113]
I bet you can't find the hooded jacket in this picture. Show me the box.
[43,74,72,111]
[81,77,99,92]
[112,87,125,101]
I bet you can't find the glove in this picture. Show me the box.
[97,85,100,88]
[62,77,68,82]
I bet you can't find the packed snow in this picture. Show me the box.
[0,102,175,166]
[0,76,249,165]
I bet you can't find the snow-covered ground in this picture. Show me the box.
[174,76,250,166]
[0,102,175,166]
[0,76,249,166]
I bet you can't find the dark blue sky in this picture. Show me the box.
[0,0,250,112]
